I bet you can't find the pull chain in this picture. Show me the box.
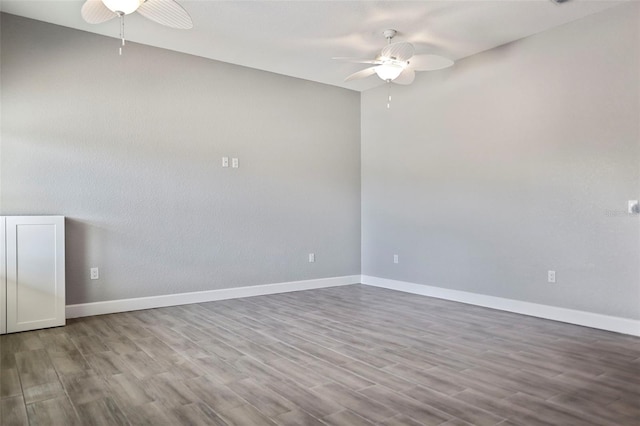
[387,83,392,109]
[119,13,125,56]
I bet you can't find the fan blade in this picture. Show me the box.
[137,0,193,29]
[332,57,382,65]
[380,42,414,61]
[345,66,378,82]
[409,54,454,71]
[392,69,415,85]
[81,0,116,24]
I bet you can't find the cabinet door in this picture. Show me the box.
[1,217,6,335]
[6,216,65,333]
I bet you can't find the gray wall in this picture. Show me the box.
[3,5,638,320]
[1,14,361,305]
[362,3,640,320]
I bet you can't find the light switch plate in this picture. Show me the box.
[628,200,639,214]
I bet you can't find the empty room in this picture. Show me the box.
[1,0,639,425]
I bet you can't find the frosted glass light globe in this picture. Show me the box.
[375,63,404,81]
[102,0,141,15]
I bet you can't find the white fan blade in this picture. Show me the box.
[345,66,378,82]
[380,42,414,61]
[392,69,415,85]
[332,57,382,65]
[409,54,454,71]
[81,0,116,24]
[137,0,193,29]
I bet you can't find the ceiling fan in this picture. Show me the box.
[81,0,193,54]
[335,29,454,85]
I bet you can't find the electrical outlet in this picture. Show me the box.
[90,267,99,280]
[232,158,239,168]
[628,200,639,214]
[547,270,556,283]
[393,254,399,264]
[308,253,315,263]
[222,157,229,168]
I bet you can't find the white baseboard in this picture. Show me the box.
[66,274,639,337]
[361,275,640,337]
[66,275,360,319]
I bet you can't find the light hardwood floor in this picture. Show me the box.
[1,284,639,425]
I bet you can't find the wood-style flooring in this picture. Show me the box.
[1,284,639,425]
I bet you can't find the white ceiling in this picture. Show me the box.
[0,0,624,91]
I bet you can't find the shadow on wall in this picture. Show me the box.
[65,217,110,305]
[65,218,90,305]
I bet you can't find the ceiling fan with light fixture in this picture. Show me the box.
[335,29,454,85]
[81,0,193,54]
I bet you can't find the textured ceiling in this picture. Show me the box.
[0,0,624,91]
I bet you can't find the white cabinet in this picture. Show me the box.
[1,216,65,334]
[0,217,5,334]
